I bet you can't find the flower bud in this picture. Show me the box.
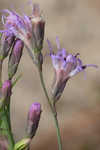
[0,32,15,61]
[8,39,24,79]
[2,80,12,99]
[30,4,45,51]
[26,102,41,139]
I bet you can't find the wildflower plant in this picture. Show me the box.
[0,3,97,150]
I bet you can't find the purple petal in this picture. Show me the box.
[1,15,5,24]
[69,65,83,77]
[61,60,67,70]
[47,39,53,54]
[66,54,75,63]
[2,9,12,15]
[0,29,10,33]
[85,64,98,68]
[77,58,83,66]
[61,48,67,57]
[24,15,31,24]
[57,48,67,58]
[56,36,60,50]
[51,54,61,70]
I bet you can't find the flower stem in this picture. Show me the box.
[1,106,15,150]
[0,60,3,86]
[7,102,15,145]
[0,60,15,149]
[37,66,62,150]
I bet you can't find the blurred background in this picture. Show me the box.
[0,0,100,149]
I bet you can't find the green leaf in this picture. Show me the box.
[14,138,30,150]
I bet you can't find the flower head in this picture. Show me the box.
[1,4,45,52]
[1,4,45,68]
[47,37,98,101]
[1,9,32,50]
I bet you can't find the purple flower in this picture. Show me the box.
[1,4,45,52]
[1,9,32,51]
[27,102,41,138]
[47,37,98,101]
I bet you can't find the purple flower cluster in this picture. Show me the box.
[2,9,33,50]
[47,37,98,101]
[1,4,45,52]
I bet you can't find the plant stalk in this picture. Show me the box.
[0,107,15,150]
[0,59,15,149]
[0,60,3,86]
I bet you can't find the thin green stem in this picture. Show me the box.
[0,107,14,150]
[37,66,62,150]
[37,67,53,112]
[7,102,15,145]
[0,60,3,86]
[0,60,15,149]
[54,116,62,150]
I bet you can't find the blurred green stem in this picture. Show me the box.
[1,106,15,150]
[0,60,3,86]
[0,59,15,149]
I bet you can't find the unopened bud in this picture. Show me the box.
[26,102,41,138]
[30,4,45,51]
[8,39,24,79]
[2,80,12,99]
[0,32,15,61]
